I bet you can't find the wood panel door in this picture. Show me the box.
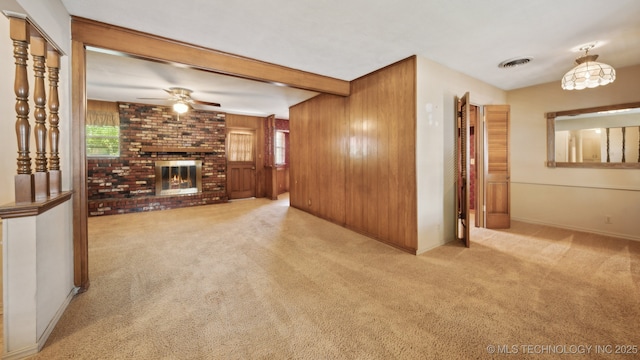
[485,105,511,229]
[227,131,256,199]
[456,93,471,247]
[472,105,486,228]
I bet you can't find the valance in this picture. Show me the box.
[87,100,119,126]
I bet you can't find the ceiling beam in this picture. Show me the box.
[71,17,350,96]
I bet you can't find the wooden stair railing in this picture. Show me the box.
[8,16,63,204]
[11,17,33,204]
[32,35,49,200]
[48,48,61,195]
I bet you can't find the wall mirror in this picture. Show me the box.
[546,101,640,169]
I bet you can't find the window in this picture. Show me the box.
[86,124,120,157]
[275,131,286,165]
[86,100,120,157]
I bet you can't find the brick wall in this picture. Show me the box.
[88,102,228,216]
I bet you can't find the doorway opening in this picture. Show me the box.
[456,93,511,247]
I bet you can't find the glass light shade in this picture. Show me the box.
[561,60,616,90]
[173,102,189,114]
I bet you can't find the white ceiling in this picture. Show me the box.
[62,0,640,119]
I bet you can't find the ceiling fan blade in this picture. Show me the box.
[137,97,170,100]
[192,99,221,107]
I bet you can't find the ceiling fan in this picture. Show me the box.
[138,87,221,114]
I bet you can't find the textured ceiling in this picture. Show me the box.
[62,0,640,118]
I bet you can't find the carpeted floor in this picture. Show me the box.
[32,195,640,359]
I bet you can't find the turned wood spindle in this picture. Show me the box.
[10,17,34,203]
[48,49,62,195]
[32,36,50,199]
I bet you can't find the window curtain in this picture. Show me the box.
[275,131,286,164]
[228,133,254,161]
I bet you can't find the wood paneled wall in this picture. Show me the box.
[290,94,348,224]
[290,57,418,253]
[226,113,267,197]
[276,167,289,194]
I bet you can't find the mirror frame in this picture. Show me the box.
[546,101,640,169]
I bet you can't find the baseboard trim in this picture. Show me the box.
[512,217,640,242]
[36,287,79,351]
[2,287,78,360]
[417,238,455,255]
[2,345,38,360]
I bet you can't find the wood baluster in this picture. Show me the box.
[10,17,34,203]
[638,127,639,163]
[48,49,62,195]
[32,36,49,200]
[621,127,626,163]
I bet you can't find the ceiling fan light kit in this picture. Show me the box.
[173,101,189,114]
[138,87,221,114]
[561,45,616,90]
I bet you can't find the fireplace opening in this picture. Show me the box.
[155,160,202,195]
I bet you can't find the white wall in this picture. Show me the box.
[508,64,640,240]
[415,56,507,253]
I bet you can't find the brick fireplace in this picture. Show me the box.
[88,102,228,216]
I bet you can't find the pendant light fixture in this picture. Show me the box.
[561,45,616,90]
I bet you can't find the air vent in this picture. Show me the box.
[498,57,533,68]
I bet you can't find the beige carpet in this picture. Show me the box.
[33,195,640,359]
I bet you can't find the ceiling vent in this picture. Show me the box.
[498,57,533,68]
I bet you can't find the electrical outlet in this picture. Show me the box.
[605,216,612,224]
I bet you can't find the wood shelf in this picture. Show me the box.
[0,191,73,219]
[140,146,216,153]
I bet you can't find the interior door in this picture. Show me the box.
[227,131,256,199]
[455,93,471,247]
[485,105,511,229]
[472,105,485,228]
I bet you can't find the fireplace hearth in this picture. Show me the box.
[155,160,202,195]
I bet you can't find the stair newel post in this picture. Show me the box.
[32,35,50,200]
[48,49,61,195]
[10,17,34,203]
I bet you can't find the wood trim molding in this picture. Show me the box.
[72,39,90,291]
[546,115,556,167]
[553,162,640,169]
[70,17,350,96]
[0,191,72,219]
[139,146,216,153]
[551,102,640,117]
